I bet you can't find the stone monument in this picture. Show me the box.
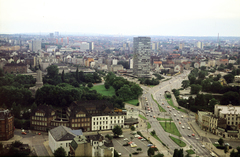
[29,70,43,97]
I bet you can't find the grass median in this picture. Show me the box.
[147,122,151,129]
[157,117,172,121]
[139,114,147,120]
[169,136,186,147]
[186,149,195,154]
[151,94,166,112]
[159,122,181,137]
[165,96,187,113]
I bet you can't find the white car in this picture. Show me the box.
[187,127,190,130]
[135,135,140,138]
[118,153,122,156]
[181,115,183,118]
[119,135,124,137]
[174,114,176,116]
[123,138,128,141]
[177,111,180,114]
[201,145,205,148]
[182,126,185,129]
[141,138,146,141]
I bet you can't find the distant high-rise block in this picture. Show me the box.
[31,40,41,53]
[179,43,184,50]
[197,41,203,49]
[49,33,54,38]
[133,37,151,78]
[55,31,59,36]
[88,42,94,51]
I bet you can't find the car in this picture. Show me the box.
[131,144,137,148]
[118,153,121,156]
[153,116,155,118]
[188,135,191,137]
[177,118,179,121]
[151,110,153,112]
[187,127,190,130]
[172,108,175,110]
[192,134,195,136]
[167,106,170,108]
[38,133,41,135]
[169,109,171,112]
[128,141,134,144]
[22,132,27,135]
[201,145,205,148]
[151,145,157,148]
[149,111,151,113]
[162,103,164,105]
[148,108,150,111]
[135,135,140,138]
[147,144,153,147]
[174,114,176,116]
[179,122,181,124]
[119,135,124,137]
[196,138,200,140]
[123,138,128,141]
[225,143,230,146]
[150,115,152,117]
[182,126,185,129]
[214,142,219,145]
[177,111,180,114]
[141,138,146,141]
[150,107,152,109]
[181,115,183,118]
[138,137,143,139]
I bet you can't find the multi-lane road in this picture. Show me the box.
[139,71,212,157]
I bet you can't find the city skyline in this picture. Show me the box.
[1,0,240,36]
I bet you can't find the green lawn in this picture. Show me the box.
[159,122,181,137]
[157,117,172,121]
[147,122,151,129]
[90,85,115,96]
[169,136,186,147]
[125,99,139,106]
[139,114,147,120]
[186,149,195,154]
[165,96,187,113]
[151,94,166,112]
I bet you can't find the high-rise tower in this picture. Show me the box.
[133,37,151,78]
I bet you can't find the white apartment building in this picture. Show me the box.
[214,104,240,126]
[91,114,125,131]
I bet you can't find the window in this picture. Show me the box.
[66,143,68,147]
[93,118,95,120]
[94,122,95,125]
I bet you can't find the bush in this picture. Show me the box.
[216,146,225,150]
[132,152,139,155]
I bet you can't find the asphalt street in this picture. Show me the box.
[139,71,212,157]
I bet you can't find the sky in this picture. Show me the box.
[1,0,240,36]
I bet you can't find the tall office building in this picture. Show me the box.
[30,40,41,53]
[197,41,203,49]
[133,37,151,78]
[88,42,94,51]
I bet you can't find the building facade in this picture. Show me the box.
[133,37,151,78]
[0,108,14,141]
[3,63,27,73]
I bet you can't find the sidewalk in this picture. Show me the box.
[0,135,22,144]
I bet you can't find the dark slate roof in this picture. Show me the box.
[31,104,54,117]
[49,125,76,141]
[104,141,114,147]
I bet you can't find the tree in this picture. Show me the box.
[137,148,142,152]
[188,75,196,85]
[181,80,190,89]
[218,138,224,146]
[130,126,136,131]
[147,147,155,157]
[223,74,234,84]
[151,130,156,136]
[47,65,59,79]
[87,82,93,88]
[61,70,65,82]
[190,84,202,94]
[76,67,79,82]
[53,147,66,157]
[153,153,164,157]
[0,68,4,77]
[104,82,110,90]
[224,146,228,154]
[112,125,122,136]
[117,85,132,100]
[221,91,240,105]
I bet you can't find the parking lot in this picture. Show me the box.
[111,131,152,156]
